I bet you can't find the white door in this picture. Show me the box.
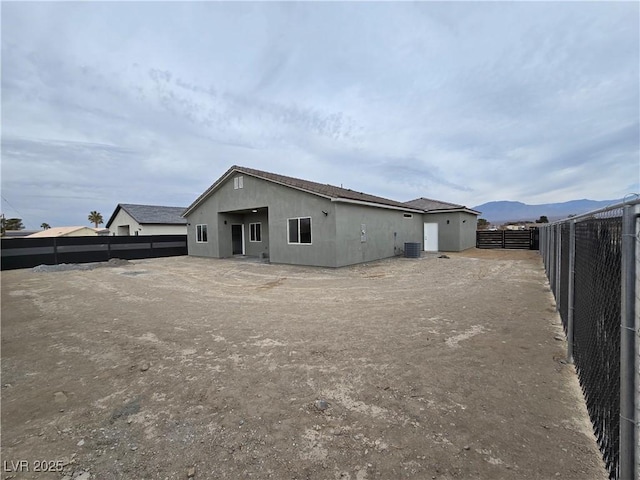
[424,223,438,251]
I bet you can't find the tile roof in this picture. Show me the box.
[405,197,480,215]
[106,204,187,228]
[184,165,423,215]
[1,230,40,238]
[26,226,97,238]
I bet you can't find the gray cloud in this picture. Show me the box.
[1,1,638,227]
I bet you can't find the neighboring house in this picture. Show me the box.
[403,198,481,252]
[106,204,187,236]
[183,165,425,267]
[2,230,40,238]
[501,222,540,230]
[26,226,100,238]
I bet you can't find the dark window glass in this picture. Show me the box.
[250,223,261,242]
[197,224,208,242]
[288,219,298,243]
[300,218,311,244]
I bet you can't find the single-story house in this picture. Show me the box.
[2,230,40,238]
[183,166,476,267]
[184,166,479,267]
[106,204,187,236]
[26,226,100,238]
[405,198,480,252]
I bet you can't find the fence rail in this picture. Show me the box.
[1,235,188,270]
[539,199,640,480]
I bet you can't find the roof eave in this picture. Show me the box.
[105,204,124,228]
[332,197,424,213]
[425,208,481,215]
[137,221,188,225]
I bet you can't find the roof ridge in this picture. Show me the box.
[119,203,186,209]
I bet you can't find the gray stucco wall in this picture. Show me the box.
[334,204,423,267]
[424,211,477,252]
[458,211,478,250]
[186,174,338,267]
[424,212,457,252]
[246,211,270,257]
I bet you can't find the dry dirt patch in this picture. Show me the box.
[2,253,606,479]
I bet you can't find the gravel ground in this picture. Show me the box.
[1,249,607,479]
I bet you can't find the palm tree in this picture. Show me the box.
[41,223,51,230]
[88,211,104,228]
[3,218,24,231]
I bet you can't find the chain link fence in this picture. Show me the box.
[539,199,639,480]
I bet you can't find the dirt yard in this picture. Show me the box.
[1,249,607,480]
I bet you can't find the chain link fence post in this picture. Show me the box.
[540,227,549,272]
[620,204,638,480]
[548,225,552,273]
[555,223,562,311]
[635,209,640,480]
[567,220,575,364]
[545,225,550,273]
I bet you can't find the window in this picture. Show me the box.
[233,176,244,189]
[250,223,262,242]
[288,217,311,244]
[196,224,208,243]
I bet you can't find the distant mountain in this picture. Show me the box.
[472,199,621,224]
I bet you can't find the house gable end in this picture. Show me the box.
[184,166,334,217]
[184,165,422,217]
[105,205,124,228]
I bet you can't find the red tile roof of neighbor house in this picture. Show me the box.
[184,165,425,215]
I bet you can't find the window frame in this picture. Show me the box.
[249,222,262,242]
[196,224,208,243]
[233,176,244,189]
[287,217,312,245]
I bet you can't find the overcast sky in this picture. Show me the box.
[2,1,638,229]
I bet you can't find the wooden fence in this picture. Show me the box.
[476,229,539,250]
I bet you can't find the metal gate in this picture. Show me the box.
[476,229,539,250]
